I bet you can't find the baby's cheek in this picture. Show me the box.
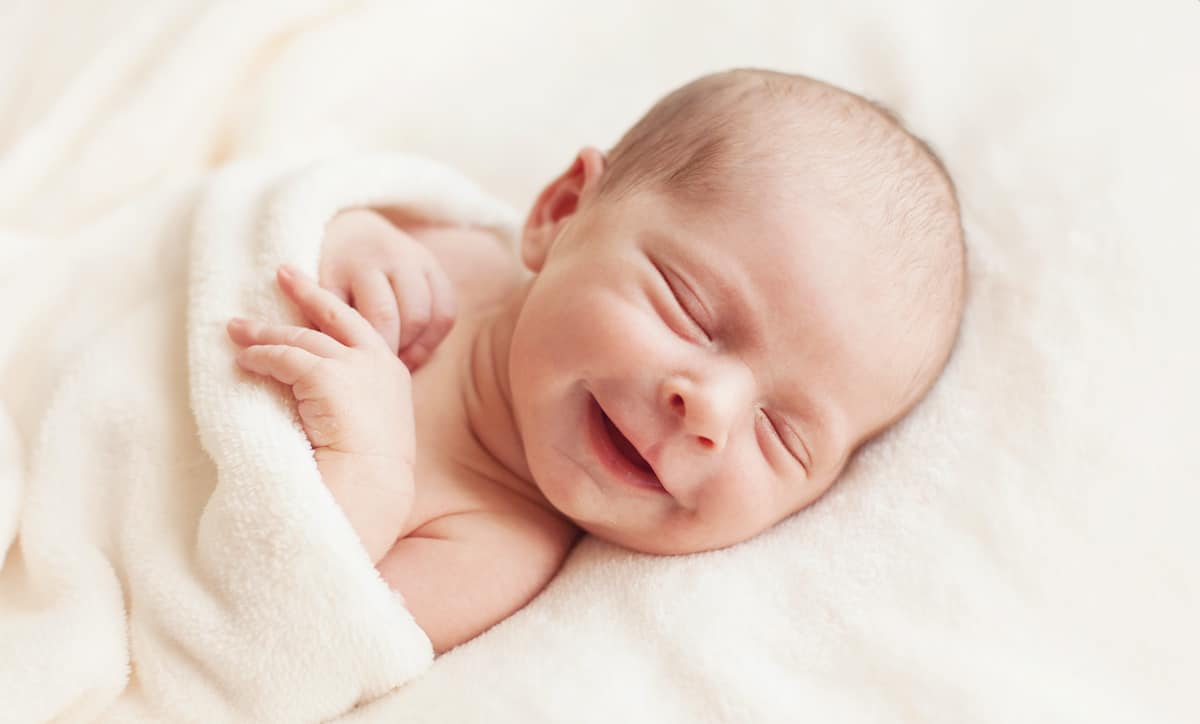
[715,452,784,518]
[567,290,660,358]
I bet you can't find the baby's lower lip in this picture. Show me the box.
[586,395,667,494]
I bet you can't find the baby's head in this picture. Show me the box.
[507,69,965,554]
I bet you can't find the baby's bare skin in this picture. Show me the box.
[369,213,580,653]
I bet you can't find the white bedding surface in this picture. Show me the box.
[2,1,1197,722]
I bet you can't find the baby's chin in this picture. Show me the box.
[530,483,686,554]
[566,515,756,556]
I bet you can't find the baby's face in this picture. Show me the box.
[509,158,922,554]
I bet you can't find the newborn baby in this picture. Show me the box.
[226,69,966,654]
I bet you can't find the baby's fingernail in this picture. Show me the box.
[278,265,296,279]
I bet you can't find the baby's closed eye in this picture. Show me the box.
[650,257,712,343]
[755,408,809,474]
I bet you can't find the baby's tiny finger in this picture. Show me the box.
[226,317,249,344]
[226,317,343,358]
[277,265,377,349]
[235,343,321,386]
[390,271,433,354]
[399,267,457,369]
[350,270,401,354]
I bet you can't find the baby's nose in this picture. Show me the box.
[661,367,752,452]
[666,390,717,450]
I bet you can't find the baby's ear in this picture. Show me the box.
[521,147,606,272]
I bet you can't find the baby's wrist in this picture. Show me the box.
[314,448,415,562]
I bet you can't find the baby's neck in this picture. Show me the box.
[457,280,554,511]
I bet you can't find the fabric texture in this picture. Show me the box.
[1,1,1196,722]
[0,152,517,722]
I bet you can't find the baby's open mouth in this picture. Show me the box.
[599,407,655,477]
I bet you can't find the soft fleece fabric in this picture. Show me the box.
[0,152,517,722]
[1,1,1196,722]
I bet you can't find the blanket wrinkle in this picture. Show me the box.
[0,152,519,723]
[3,1,1197,722]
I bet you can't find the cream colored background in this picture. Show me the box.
[2,1,1197,722]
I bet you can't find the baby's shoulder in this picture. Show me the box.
[433,227,524,314]
[380,208,524,314]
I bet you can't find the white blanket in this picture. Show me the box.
[0,153,517,722]
[2,1,1197,722]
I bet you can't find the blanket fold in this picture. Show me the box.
[0,153,520,723]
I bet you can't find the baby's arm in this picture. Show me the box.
[376,511,577,654]
[227,266,416,562]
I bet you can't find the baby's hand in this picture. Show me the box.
[318,209,457,370]
[227,265,415,559]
